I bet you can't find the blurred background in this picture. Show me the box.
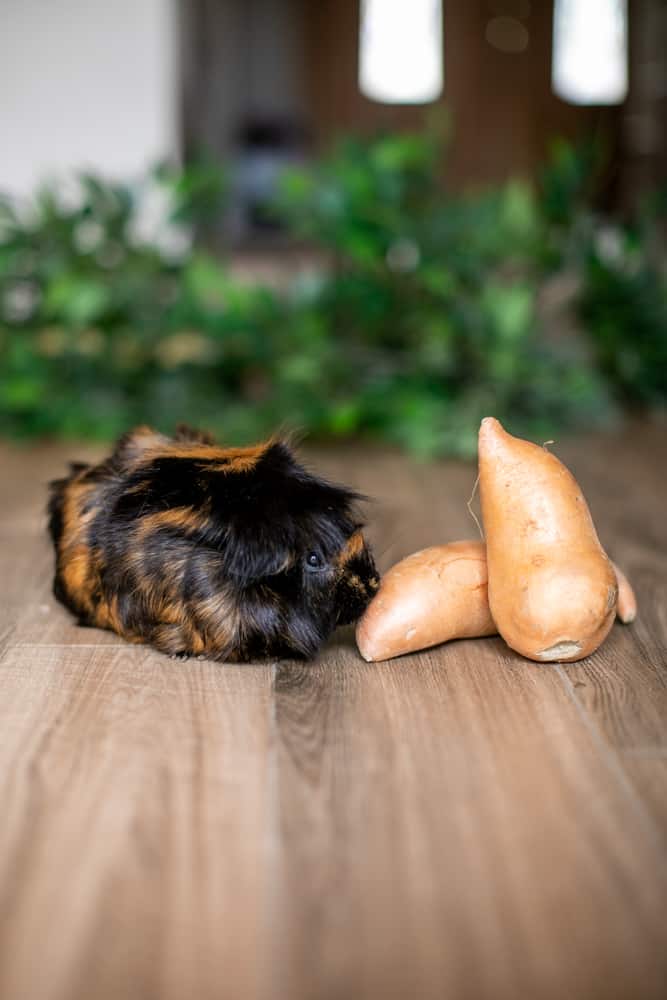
[0,0,665,456]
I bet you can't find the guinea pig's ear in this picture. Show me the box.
[210,441,290,580]
[221,528,293,582]
[109,426,169,470]
[173,424,216,445]
[247,440,365,523]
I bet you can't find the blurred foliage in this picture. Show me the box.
[276,133,611,455]
[541,141,667,408]
[0,133,664,455]
[580,239,667,406]
[539,139,667,408]
[0,165,289,442]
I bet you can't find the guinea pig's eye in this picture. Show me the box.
[305,551,323,571]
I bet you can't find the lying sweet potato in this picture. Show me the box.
[356,541,496,662]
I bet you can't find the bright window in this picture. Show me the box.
[552,0,628,105]
[359,0,443,104]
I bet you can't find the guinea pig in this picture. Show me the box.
[48,425,380,662]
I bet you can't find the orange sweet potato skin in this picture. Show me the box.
[356,541,496,662]
[611,561,637,624]
[478,418,618,663]
[355,534,634,664]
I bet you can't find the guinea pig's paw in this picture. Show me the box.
[169,651,191,661]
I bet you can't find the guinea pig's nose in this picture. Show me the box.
[336,571,378,626]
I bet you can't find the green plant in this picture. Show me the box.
[538,140,667,408]
[277,132,610,455]
[0,167,274,440]
[2,131,662,457]
[577,225,667,407]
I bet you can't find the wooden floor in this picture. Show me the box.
[0,426,666,1000]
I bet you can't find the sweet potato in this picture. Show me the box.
[356,541,496,662]
[355,538,635,663]
[611,561,637,624]
[478,417,618,662]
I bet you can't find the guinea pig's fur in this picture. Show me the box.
[48,425,380,661]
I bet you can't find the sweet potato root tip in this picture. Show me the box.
[612,561,637,624]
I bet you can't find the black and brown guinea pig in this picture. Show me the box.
[48,425,380,661]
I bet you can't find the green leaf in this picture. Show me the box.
[44,274,110,326]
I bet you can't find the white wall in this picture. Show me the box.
[0,0,178,196]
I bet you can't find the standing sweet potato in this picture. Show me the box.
[478,418,617,662]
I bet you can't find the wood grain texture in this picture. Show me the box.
[553,428,667,755]
[0,425,665,1000]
